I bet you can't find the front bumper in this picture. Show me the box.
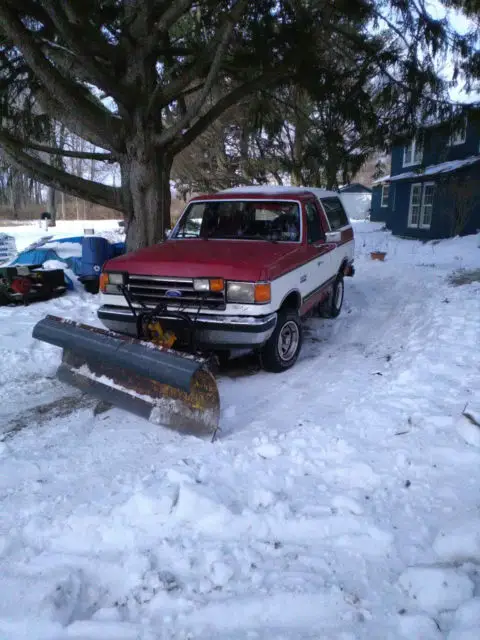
[98,305,277,350]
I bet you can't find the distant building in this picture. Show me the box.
[339,183,372,221]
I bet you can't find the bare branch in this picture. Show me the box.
[0,129,123,211]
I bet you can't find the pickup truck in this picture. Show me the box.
[98,186,355,372]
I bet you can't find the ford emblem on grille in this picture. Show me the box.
[165,289,182,297]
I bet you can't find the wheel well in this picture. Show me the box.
[280,290,301,311]
[339,259,349,275]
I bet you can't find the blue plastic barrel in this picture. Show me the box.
[81,236,112,277]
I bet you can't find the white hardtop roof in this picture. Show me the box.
[219,185,338,199]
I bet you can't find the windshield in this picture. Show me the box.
[173,200,301,242]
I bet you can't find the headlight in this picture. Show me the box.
[193,278,210,292]
[227,282,271,304]
[100,271,125,293]
[193,278,224,292]
[227,282,254,303]
[109,273,125,285]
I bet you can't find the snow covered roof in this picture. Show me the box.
[372,155,480,185]
[220,185,338,198]
[339,183,372,194]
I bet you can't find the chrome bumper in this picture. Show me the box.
[97,305,277,349]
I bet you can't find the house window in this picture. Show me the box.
[408,182,436,229]
[449,116,467,146]
[420,183,435,229]
[381,184,390,207]
[408,184,422,227]
[403,137,423,167]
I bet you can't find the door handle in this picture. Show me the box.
[300,275,307,283]
[317,260,323,265]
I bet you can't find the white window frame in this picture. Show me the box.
[408,182,436,230]
[403,137,423,167]
[419,182,435,230]
[381,183,390,207]
[407,183,423,228]
[449,116,467,146]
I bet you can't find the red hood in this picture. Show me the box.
[105,239,299,281]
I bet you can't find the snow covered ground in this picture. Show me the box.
[0,221,479,640]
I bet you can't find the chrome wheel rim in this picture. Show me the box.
[334,280,344,309]
[277,320,300,362]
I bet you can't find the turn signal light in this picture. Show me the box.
[254,283,271,304]
[99,272,109,293]
[209,278,224,292]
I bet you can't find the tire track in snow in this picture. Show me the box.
[218,269,435,437]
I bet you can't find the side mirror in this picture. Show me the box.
[164,228,171,239]
[325,230,342,243]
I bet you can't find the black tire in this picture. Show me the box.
[83,279,100,295]
[319,274,344,319]
[261,309,302,372]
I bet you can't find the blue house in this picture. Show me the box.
[371,107,480,239]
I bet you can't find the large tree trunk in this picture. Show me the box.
[123,138,173,251]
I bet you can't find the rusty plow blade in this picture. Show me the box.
[32,315,220,437]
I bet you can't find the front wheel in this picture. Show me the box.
[260,310,302,372]
[319,274,344,318]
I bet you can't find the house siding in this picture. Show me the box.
[390,146,405,176]
[391,116,480,177]
[437,163,480,237]
[370,185,386,222]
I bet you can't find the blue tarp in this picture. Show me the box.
[10,236,126,290]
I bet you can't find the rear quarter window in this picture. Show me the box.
[321,197,350,230]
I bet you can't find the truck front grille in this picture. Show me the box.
[127,275,226,310]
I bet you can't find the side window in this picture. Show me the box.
[321,197,350,231]
[305,202,324,243]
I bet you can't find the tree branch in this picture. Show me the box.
[0,3,123,153]
[149,0,248,115]
[33,88,122,153]
[156,0,196,33]
[0,129,123,212]
[14,136,115,161]
[42,1,129,107]
[171,70,289,154]
[156,0,248,147]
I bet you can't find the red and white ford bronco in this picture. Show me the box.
[98,186,355,371]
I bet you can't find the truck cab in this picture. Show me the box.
[98,186,355,371]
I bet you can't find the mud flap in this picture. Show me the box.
[32,315,220,436]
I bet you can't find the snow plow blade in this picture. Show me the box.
[32,315,220,436]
